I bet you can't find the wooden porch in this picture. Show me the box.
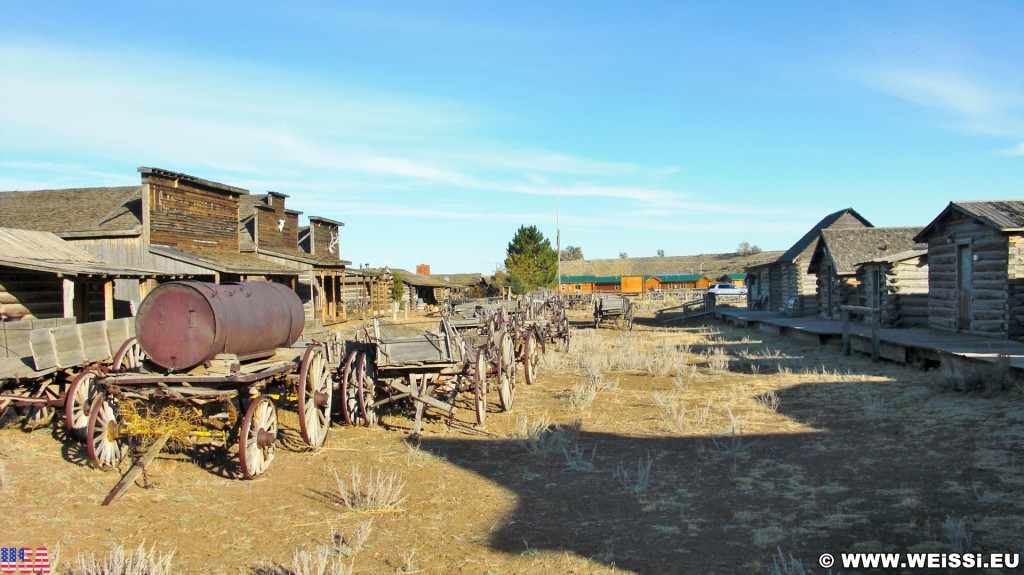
[715,307,1024,375]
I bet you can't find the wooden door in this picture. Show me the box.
[956,244,972,331]
[869,268,882,310]
[825,264,834,319]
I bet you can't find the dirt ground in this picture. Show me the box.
[3,304,1024,574]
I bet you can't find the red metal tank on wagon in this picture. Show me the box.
[136,281,305,372]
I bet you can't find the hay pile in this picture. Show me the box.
[118,399,203,450]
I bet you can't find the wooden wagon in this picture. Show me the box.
[87,338,338,481]
[339,317,516,434]
[593,295,634,330]
[0,317,137,437]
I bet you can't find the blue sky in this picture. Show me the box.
[2,2,1023,274]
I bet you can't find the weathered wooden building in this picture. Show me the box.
[0,228,163,322]
[914,200,1024,339]
[240,193,353,321]
[0,167,302,311]
[808,226,923,319]
[746,208,872,315]
[855,247,929,328]
[300,216,352,321]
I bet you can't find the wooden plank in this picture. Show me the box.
[105,318,134,353]
[28,327,59,370]
[80,321,113,363]
[103,433,171,505]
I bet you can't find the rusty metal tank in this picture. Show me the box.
[136,281,305,372]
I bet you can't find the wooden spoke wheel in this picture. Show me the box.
[339,349,361,425]
[561,318,572,352]
[24,378,60,429]
[355,351,379,427]
[239,395,278,479]
[85,392,126,470]
[112,337,146,372]
[625,302,635,331]
[593,301,602,330]
[497,332,517,411]
[473,352,487,425]
[66,369,101,441]
[522,331,538,386]
[298,345,332,448]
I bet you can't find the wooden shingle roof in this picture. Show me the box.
[777,208,872,264]
[0,228,162,277]
[914,200,1024,242]
[813,227,923,276]
[150,246,300,276]
[0,187,143,237]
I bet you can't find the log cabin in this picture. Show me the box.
[745,208,872,315]
[914,200,1024,340]
[0,228,163,323]
[807,226,923,320]
[855,247,929,328]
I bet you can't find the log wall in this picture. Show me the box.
[925,211,1015,338]
[0,270,106,322]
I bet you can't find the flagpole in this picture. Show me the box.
[556,183,561,295]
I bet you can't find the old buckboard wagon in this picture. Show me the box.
[86,281,340,481]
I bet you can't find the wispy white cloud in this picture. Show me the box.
[993,143,1024,157]
[855,60,1024,147]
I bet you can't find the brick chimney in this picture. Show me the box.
[416,264,431,276]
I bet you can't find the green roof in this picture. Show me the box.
[722,273,747,280]
[647,273,707,282]
[560,275,621,284]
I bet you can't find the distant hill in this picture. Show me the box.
[559,250,784,279]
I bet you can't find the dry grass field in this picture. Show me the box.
[3,303,1024,574]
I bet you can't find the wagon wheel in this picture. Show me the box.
[473,352,487,425]
[238,395,277,479]
[497,331,517,411]
[355,351,379,427]
[625,302,635,331]
[66,369,102,440]
[522,330,538,386]
[85,392,126,470]
[297,345,332,448]
[593,301,601,330]
[24,378,60,429]
[339,349,361,426]
[112,337,146,372]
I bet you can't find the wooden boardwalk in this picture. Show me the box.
[715,308,1024,373]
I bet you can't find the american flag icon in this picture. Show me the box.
[0,547,50,574]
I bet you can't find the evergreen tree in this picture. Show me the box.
[504,225,557,294]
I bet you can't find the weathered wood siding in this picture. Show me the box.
[925,211,1012,338]
[1009,235,1024,339]
[814,265,859,320]
[858,258,929,328]
[254,200,298,252]
[310,221,339,259]
[65,235,149,310]
[147,180,241,251]
[769,263,783,312]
